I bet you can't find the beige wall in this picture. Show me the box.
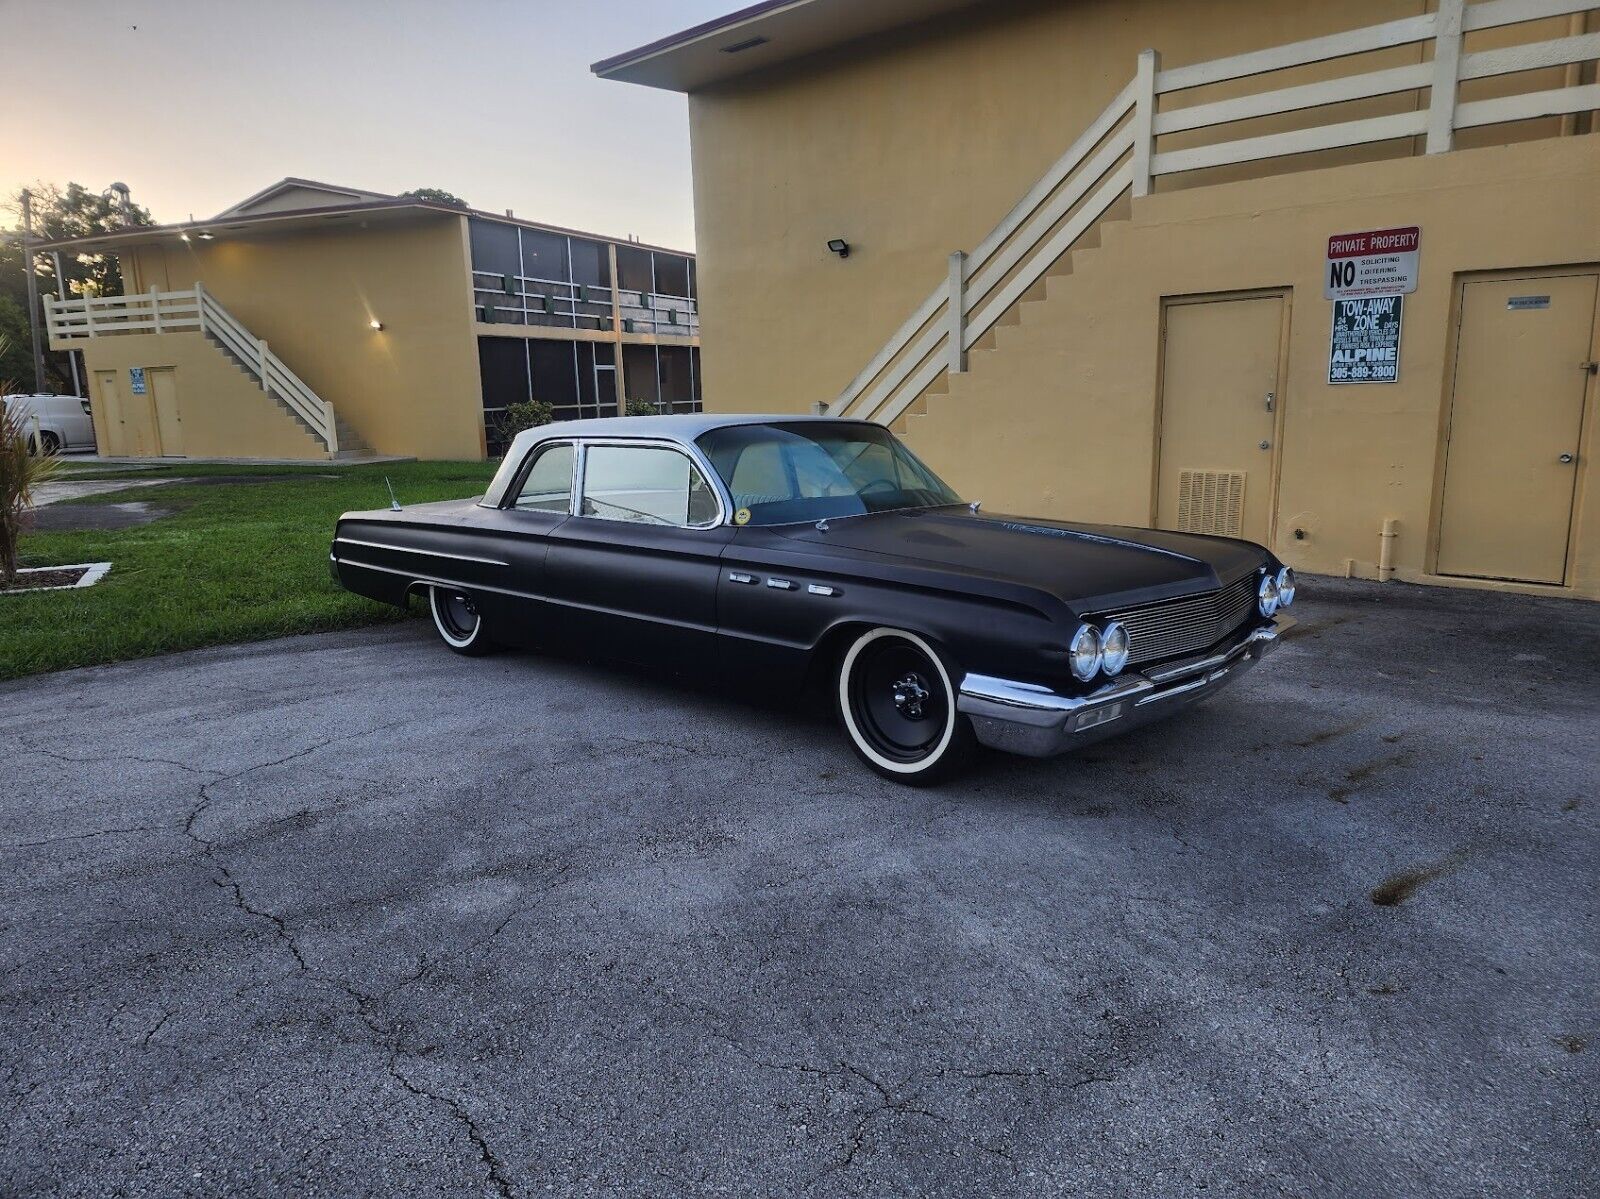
[900,136,1600,599]
[83,333,326,459]
[688,0,1588,410]
[686,0,1600,597]
[122,214,482,459]
[688,0,1437,410]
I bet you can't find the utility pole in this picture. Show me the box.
[51,250,82,397]
[20,189,47,394]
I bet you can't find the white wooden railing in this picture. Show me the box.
[828,0,1600,424]
[44,283,340,453]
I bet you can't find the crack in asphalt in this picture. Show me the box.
[139,718,549,1196]
[14,742,224,779]
[387,1056,518,1199]
[5,824,171,850]
[138,1009,175,1048]
[637,973,1116,1184]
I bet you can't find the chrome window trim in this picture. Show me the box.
[572,436,728,530]
[499,438,579,515]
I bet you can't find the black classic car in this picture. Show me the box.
[330,416,1295,782]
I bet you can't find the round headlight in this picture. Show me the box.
[1069,623,1102,682]
[1100,621,1130,677]
[1276,567,1296,608]
[1258,574,1280,617]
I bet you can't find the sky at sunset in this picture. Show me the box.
[1,0,732,250]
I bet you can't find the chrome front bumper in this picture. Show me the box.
[957,614,1294,758]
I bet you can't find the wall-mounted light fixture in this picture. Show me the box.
[827,238,851,259]
[369,319,385,331]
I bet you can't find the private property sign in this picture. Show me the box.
[1324,226,1420,299]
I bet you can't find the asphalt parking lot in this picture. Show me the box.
[2,578,1595,1197]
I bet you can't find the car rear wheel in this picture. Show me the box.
[428,586,497,656]
[836,627,975,784]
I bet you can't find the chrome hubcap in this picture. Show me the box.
[892,672,931,720]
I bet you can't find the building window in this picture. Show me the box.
[658,345,696,413]
[479,337,530,456]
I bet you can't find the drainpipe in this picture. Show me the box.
[1378,519,1399,582]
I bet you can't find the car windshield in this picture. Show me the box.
[697,422,962,526]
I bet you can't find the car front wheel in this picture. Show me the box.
[428,586,497,656]
[836,627,975,784]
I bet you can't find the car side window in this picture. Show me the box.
[580,444,720,528]
[512,442,575,513]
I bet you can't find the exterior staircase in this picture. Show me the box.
[203,330,372,458]
[44,283,358,458]
[825,0,1600,428]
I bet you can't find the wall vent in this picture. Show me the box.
[1176,470,1246,537]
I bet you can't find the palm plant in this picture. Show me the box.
[0,334,61,584]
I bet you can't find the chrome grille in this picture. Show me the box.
[1100,574,1257,667]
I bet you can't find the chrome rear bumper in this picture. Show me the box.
[957,614,1293,758]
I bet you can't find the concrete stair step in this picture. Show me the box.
[201,329,348,456]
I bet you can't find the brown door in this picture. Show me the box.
[1157,293,1287,547]
[94,369,158,457]
[92,371,122,455]
[148,368,184,457]
[1437,273,1597,584]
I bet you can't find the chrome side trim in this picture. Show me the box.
[333,537,509,567]
[333,557,537,601]
[956,614,1292,757]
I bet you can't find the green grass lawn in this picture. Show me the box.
[2,461,498,681]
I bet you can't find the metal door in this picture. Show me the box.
[1436,273,1596,584]
[1156,294,1287,547]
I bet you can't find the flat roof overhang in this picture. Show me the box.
[35,200,694,258]
[592,0,981,92]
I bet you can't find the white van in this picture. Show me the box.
[1,393,97,454]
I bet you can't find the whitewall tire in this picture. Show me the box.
[835,627,975,784]
[428,586,497,657]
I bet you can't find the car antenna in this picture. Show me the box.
[385,477,402,512]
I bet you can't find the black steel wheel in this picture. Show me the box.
[428,586,497,656]
[835,627,974,784]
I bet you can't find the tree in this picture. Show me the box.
[1,182,156,392]
[400,188,469,209]
[19,182,155,299]
[0,298,31,384]
[0,333,63,584]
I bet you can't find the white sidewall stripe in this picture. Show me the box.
[838,628,957,775]
[430,586,481,650]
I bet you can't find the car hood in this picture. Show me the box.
[773,507,1266,611]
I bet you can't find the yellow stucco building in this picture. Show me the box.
[598,0,1600,600]
[40,178,703,462]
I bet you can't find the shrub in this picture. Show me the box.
[0,335,62,583]
[492,398,554,444]
[625,399,661,417]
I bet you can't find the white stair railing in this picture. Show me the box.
[827,0,1600,424]
[45,284,340,454]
